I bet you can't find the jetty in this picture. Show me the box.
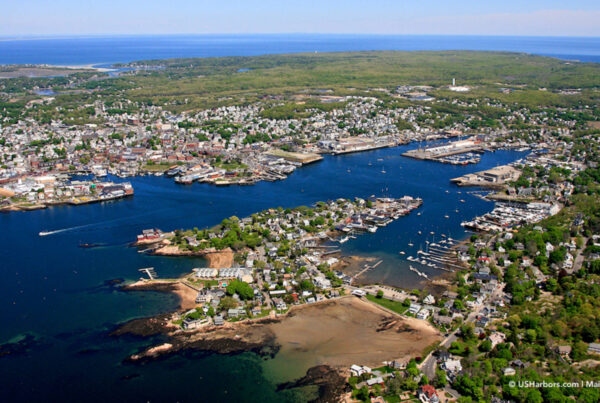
[352,259,383,282]
[138,267,158,280]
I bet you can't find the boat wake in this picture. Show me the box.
[38,209,171,237]
[39,224,91,237]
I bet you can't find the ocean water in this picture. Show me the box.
[0,142,527,401]
[0,34,599,66]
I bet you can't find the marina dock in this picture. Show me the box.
[138,267,158,280]
[402,139,484,164]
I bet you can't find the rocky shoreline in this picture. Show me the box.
[277,365,351,403]
[114,312,350,402]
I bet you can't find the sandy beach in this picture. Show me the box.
[128,296,441,372]
[124,280,198,310]
[152,245,234,268]
[265,296,441,374]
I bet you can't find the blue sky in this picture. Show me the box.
[2,0,600,36]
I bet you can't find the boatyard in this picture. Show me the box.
[2,177,133,212]
[451,164,521,188]
[461,201,561,232]
[402,138,484,164]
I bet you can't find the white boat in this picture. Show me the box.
[418,231,422,235]
[430,231,435,235]
[408,242,414,247]
[399,251,405,255]
[417,212,421,216]
[381,169,386,174]
[339,236,349,244]
[444,215,450,219]
[367,226,377,233]
[39,231,52,237]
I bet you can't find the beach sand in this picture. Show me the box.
[129,296,440,368]
[152,246,234,268]
[125,280,198,310]
[263,296,441,381]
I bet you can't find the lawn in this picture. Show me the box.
[366,294,408,315]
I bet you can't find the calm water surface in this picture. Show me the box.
[0,142,527,401]
[0,34,599,65]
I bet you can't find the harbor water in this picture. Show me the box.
[0,142,527,401]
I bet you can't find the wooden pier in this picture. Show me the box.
[138,267,158,280]
[352,259,383,282]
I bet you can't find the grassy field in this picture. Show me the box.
[366,294,408,315]
[88,51,600,111]
[6,50,600,124]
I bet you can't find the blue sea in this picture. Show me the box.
[0,34,599,66]
[0,143,527,402]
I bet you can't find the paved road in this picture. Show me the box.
[418,283,504,379]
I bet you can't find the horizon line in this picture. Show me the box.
[1,33,600,41]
